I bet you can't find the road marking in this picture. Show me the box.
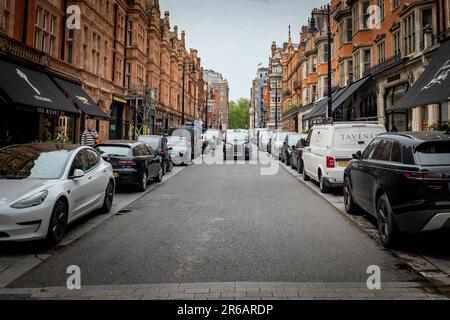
[0,165,189,288]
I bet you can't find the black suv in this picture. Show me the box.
[138,135,173,174]
[344,131,450,247]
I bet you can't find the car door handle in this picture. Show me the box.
[102,169,107,173]
[88,176,93,180]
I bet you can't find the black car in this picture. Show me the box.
[291,135,308,173]
[138,135,173,174]
[280,133,304,165]
[223,131,252,161]
[96,141,164,192]
[344,131,450,247]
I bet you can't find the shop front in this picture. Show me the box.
[392,40,450,130]
[384,83,411,132]
[0,58,80,148]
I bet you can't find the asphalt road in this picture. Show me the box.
[9,153,418,287]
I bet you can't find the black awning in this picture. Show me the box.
[391,40,450,111]
[332,76,371,111]
[0,58,79,114]
[53,77,109,119]
[303,86,349,121]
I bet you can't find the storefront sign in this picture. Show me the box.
[37,107,66,116]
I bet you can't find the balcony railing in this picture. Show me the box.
[362,53,406,77]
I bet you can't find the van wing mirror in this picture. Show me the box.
[300,138,308,147]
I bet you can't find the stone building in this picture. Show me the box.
[268,41,283,129]
[250,66,269,129]
[203,69,229,130]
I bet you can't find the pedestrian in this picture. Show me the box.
[81,124,99,147]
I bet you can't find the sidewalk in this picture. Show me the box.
[0,281,446,300]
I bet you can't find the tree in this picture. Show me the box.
[228,98,250,129]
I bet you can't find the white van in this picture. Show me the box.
[302,122,386,193]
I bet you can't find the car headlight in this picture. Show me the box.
[11,190,49,209]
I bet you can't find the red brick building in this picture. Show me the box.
[0,0,205,147]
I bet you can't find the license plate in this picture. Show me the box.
[113,172,119,178]
[337,161,349,167]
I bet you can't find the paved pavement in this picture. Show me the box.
[0,150,448,300]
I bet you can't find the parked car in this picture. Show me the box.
[290,134,309,173]
[0,144,115,244]
[344,131,450,247]
[96,141,163,192]
[302,122,386,193]
[167,136,192,166]
[223,131,252,160]
[271,132,292,160]
[280,133,304,165]
[138,135,173,174]
[258,131,273,151]
[205,130,220,150]
[169,125,202,160]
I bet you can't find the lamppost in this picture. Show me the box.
[309,4,333,119]
[182,58,197,125]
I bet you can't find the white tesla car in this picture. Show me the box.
[0,144,115,244]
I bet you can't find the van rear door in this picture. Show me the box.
[332,125,386,167]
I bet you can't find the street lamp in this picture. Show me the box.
[309,4,333,120]
[182,58,197,125]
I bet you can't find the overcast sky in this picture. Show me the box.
[163,0,324,101]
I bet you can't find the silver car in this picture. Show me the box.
[0,144,115,244]
[167,136,192,165]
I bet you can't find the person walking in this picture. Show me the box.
[81,124,99,147]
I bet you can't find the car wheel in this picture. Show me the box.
[167,160,174,173]
[286,157,291,166]
[137,171,148,192]
[377,194,400,248]
[100,180,115,214]
[46,199,68,245]
[154,166,163,183]
[298,161,303,174]
[343,177,359,215]
[319,172,330,193]
[302,166,310,181]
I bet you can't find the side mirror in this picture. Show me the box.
[353,151,362,160]
[70,169,85,179]
[168,147,173,151]
[291,145,296,149]
[300,138,308,147]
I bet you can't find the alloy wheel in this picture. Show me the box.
[378,200,390,241]
[48,200,68,244]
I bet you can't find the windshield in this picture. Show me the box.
[138,136,161,149]
[287,134,303,146]
[95,145,132,157]
[167,137,187,147]
[227,133,247,141]
[276,133,288,142]
[416,141,450,166]
[0,147,70,180]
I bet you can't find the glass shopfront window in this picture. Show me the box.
[440,101,449,123]
[385,83,411,132]
[41,113,74,143]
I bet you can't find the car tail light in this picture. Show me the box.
[326,156,335,168]
[403,172,450,180]
[118,160,137,167]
